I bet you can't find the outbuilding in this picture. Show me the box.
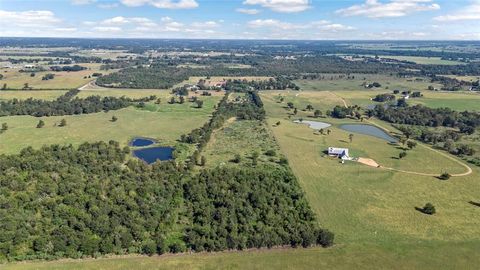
[328,147,350,159]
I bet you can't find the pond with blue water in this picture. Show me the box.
[130,137,155,147]
[133,147,174,164]
[339,124,398,143]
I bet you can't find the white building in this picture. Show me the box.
[328,147,350,159]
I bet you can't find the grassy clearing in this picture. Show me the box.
[331,89,480,111]
[202,119,281,167]
[378,56,465,65]
[294,74,441,92]
[440,75,480,82]
[0,90,67,101]
[0,63,116,90]
[4,242,480,270]
[0,96,220,155]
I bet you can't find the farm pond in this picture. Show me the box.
[130,137,174,164]
[339,124,398,143]
[293,120,332,130]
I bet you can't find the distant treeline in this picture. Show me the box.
[96,56,399,89]
[0,89,155,117]
[370,104,480,133]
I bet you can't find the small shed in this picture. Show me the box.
[328,147,349,159]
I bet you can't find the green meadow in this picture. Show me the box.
[0,93,220,155]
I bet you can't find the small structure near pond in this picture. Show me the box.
[328,147,351,160]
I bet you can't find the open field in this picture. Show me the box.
[378,55,465,65]
[0,90,67,100]
[202,119,281,167]
[294,74,442,92]
[440,75,480,82]
[0,95,220,155]
[0,63,116,90]
[260,90,480,267]
[330,89,480,111]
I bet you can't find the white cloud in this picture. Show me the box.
[243,0,310,13]
[191,21,220,28]
[102,16,130,25]
[434,2,480,21]
[248,19,354,32]
[71,0,96,5]
[93,26,122,32]
[120,0,198,9]
[336,0,440,18]
[98,3,119,8]
[236,8,261,15]
[54,27,78,32]
[0,10,61,28]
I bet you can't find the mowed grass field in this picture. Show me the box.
[378,55,465,65]
[0,92,220,155]
[261,91,480,267]
[0,90,67,101]
[331,89,480,111]
[0,63,116,90]
[294,74,442,92]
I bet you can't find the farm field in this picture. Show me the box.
[0,63,115,90]
[0,90,67,100]
[440,75,480,82]
[294,74,442,92]
[0,94,220,155]
[330,89,480,111]
[377,55,465,65]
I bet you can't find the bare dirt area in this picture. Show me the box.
[357,157,379,167]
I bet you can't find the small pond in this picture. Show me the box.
[339,124,398,143]
[294,120,331,130]
[130,137,155,147]
[133,147,174,164]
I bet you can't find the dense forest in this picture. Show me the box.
[0,90,155,117]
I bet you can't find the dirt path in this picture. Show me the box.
[327,91,348,108]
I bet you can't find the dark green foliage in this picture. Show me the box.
[399,151,407,159]
[97,66,190,89]
[265,149,276,156]
[232,153,242,163]
[0,89,155,117]
[420,203,436,215]
[41,73,55,81]
[183,166,327,251]
[50,65,86,72]
[111,115,118,122]
[371,104,480,131]
[58,119,67,127]
[330,105,360,119]
[373,93,395,102]
[439,172,451,180]
[224,77,298,92]
[0,142,184,261]
[36,120,45,128]
[1,122,7,132]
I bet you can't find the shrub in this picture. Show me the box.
[421,203,436,215]
[439,172,451,180]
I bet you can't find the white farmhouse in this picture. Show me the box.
[328,147,350,159]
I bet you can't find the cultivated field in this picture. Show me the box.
[0,90,67,101]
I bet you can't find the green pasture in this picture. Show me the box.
[0,96,220,155]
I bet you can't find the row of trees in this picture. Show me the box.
[0,90,156,117]
[370,104,480,132]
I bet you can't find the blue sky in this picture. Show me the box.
[0,0,479,39]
